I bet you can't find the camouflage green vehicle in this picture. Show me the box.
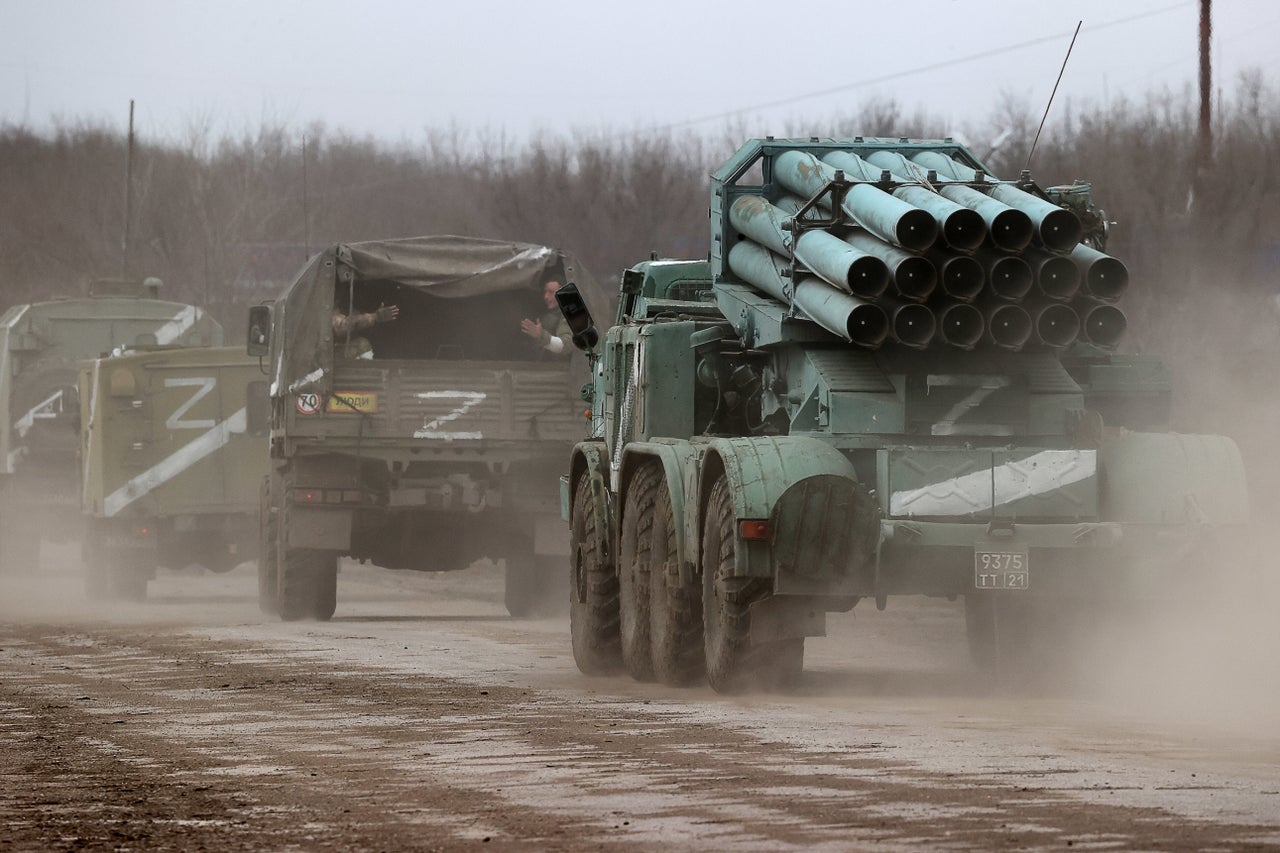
[557,137,1250,692]
[0,279,223,571]
[249,236,598,621]
[78,346,268,600]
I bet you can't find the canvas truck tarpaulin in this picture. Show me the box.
[266,235,603,398]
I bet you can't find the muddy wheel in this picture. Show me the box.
[619,464,660,682]
[310,554,338,621]
[649,483,703,686]
[278,545,336,622]
[701,476,798,693]
[258,477,280,616]
[569,469,621,676]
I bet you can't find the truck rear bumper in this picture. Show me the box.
[872,518,1223,598]
[775,517,1228,599]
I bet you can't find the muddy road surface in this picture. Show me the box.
[2,551,1278,851]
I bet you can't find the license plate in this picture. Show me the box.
[974,547,1029,589]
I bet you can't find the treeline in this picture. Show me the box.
[1,79,1278,433]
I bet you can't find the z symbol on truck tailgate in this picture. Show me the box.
[414,391,486,440]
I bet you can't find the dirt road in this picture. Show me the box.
[2,553,1278,851]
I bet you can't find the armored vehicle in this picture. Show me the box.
[559,137,1249,692]
[250,235,598,621]
[78,346,268,599]
[0,279,223,570]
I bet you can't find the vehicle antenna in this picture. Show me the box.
[302,133,312,263]
[1024,20,1082,174]
[121,99,136,279]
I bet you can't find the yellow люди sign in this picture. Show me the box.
[326,392,379,414]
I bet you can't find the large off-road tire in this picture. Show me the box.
[278,544,338,622]
[618,464,660,682]
[258,477,280,616]
[310,554,338,621]
[701,476,802,693]
[649,483,703,686]
[569,469,621,675]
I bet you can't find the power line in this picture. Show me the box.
[655,1,1195,131]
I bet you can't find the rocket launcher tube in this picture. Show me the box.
[841,231,937,302]
[877,296,937,349]
[773,150,937,252]
[975,249,1034,301]
[982,301,1034,350]
[1074,297,1127,347]
[871,149,1033,251]
[730,195,890,298]
[1023,299,1082,348]
[933,300,985,350]
[850,151,986,252]
[727,240,889,347]
[925,250,985,302]
[911,151,1083,253]
[1024,248,1082,301]
[1070,243,1129,302]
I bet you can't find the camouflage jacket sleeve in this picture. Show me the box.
[332,311,377,335]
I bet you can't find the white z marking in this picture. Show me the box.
[414,391,486,440]
[103,408,247,516]
[154,305,201,345]
[14,390,65,438]
[164,377,217,430]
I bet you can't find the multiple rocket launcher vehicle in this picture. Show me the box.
[723,142,1128,353]
[556,136,1249,692]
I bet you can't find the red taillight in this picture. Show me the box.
[738,520,770,541]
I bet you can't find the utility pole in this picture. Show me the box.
[1198,0,1212,163]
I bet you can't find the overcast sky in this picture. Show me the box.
[2,0,1278,144]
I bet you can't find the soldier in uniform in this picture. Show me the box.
[519,279,571,357]
[333,303,399,359]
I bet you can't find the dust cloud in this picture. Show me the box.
[1005,279,1280,738]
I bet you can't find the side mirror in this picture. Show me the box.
[554,283,599,352]
[247,304,273,357]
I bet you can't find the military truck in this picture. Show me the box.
[249,235,598,621]
[558,137,1250,692]
[78,346,268,599]
[0,279,223,571]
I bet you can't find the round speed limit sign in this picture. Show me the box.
[295,392,321,415]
